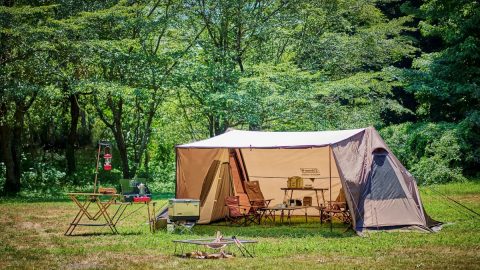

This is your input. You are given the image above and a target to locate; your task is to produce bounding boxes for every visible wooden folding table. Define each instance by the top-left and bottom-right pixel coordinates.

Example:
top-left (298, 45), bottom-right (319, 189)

top-left (280, 187), bottom-right (329, 223)
top-left (64, 192), bottom-right (154, 236)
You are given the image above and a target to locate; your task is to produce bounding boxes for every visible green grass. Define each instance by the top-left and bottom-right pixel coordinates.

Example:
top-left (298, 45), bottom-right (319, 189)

top-left (0, 181), bottom-right (479, 270)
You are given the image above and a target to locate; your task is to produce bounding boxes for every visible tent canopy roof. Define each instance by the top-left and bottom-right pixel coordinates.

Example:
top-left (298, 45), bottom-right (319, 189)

top-left (177, 128), bottom-right (366, 149)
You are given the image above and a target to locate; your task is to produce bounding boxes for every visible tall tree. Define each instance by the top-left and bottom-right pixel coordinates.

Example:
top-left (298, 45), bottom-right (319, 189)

top-left (181, 0), bottom-right (294, 136)
top-left (0, 3), bottom-right (57, 194)
top-left (69, 1), bottom-right (202, 178)
top-left (403, 0), bottom-right (480, 174)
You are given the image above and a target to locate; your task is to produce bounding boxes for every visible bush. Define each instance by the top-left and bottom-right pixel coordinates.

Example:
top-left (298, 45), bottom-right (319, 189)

top-left (21, 163), bottom-right (66, 195)
top-left (381, 122), bottom-right (467, 185)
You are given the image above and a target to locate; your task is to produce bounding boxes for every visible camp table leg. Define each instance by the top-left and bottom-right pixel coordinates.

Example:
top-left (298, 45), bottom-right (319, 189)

top-left (92, 196), bottom-right (117, 221)
top-left (314, 190), bottom-right (321, 223)
top-left (70, 194), bottom-right (95, 220)
top-left (94, 196), bottom-right (118, 234)
top-left (152, 203), bottom-right (156, 232)
top-left (151, 202), bottom-right (156, 233)
top-left (147, 201), bottom-right (151, 232)
top-left (316, 190), bottom-right (327, 223)
top-left (65, 194), bottom-right (97, 235)
top-left (147, 201), bottom-right (155, 233)
top-left (112, 203), bottom-right (129, 226)
top-left (65, 198), bottom-right (92, 236)
top-left (287, 209), bottom-right (292, 225)
top-left (314, 190), bottom-right (320, 208)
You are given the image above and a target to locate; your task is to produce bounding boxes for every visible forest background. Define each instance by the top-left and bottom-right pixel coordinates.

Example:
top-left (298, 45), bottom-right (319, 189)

top-left (1, 0), bottom-right (479, 197)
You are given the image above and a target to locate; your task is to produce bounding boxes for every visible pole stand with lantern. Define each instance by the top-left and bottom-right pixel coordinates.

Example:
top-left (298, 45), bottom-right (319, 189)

top-left (64, 140), bottom-right (157, 236)
top-left (93, 140), bottom-right (112, 194)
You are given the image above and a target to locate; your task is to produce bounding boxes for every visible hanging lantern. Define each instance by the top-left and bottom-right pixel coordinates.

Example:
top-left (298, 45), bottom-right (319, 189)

top-left (103, 146), bottom-right (112, 171)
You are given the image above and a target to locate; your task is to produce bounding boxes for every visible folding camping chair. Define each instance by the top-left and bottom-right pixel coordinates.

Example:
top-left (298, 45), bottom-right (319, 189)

top-left (119, 179), bottom-right (134, 194)
top-left (243, 181), bottom-right (273, 224)
top-left (320, 188), bottom-right (352, 225)
top-left (225, 196), bottom-right (258, 226)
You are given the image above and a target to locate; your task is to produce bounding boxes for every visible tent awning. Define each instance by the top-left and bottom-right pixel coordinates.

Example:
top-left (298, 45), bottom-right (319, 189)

top-left (176, 128), bottom-right (365, 149)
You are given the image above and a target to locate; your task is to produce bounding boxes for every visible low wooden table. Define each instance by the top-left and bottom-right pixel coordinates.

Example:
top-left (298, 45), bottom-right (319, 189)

top-left (280, 187), bottom-right (329, 223)
top-left (281, 187), bottom-right (328, 207)
top-left (65, 193), bottom-right (153, 236)
top-left (263, 205), bottom-right (310, 224)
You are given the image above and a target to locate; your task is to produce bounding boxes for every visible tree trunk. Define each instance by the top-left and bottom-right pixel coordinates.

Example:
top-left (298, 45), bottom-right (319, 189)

top-left (113, 128), bottom-right (129, 179)
top-left (144, 150), bottom-right (150, 176)
top-left (112, 100), bottom-right (130, 179)
top-left (11, 102), bottom-right (24, 183)
top-left (0, 125), bottom-right (19, 195)
top-left (208, 114), bottom-right (215, 137)
top-left (131, 101), bottom-right (156, 177)
top-left (66, 93), bottom-right (79, 177)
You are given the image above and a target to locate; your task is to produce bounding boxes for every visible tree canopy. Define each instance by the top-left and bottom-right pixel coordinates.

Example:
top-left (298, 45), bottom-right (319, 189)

top-left (0, 0), bottom-right (478, 195)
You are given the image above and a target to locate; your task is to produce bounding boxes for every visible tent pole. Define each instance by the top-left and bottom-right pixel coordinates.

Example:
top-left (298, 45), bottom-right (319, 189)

top-left (93, 142), bottom-right (101, 194)
top-left (329, 146), bottom-right (332, 232)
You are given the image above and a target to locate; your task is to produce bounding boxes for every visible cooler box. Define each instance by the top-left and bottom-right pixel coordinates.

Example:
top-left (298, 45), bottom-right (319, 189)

top-left (133, 196), bottom-right (151, 203)
top-left (168, 199), bottom-right (200, 222)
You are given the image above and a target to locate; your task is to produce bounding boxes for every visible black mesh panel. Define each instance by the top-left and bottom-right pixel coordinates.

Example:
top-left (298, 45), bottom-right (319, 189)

top-left (366, 154), bottom-right (407, 200)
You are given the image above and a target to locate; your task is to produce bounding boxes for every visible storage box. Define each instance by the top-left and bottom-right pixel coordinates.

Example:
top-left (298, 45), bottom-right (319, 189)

top-left (168, 199), bottom-right (200, 222)
top-left (155, 218), bottom-right (168, 230)
top-left (303, 196), bottom-right (312, 206)
top-left (287, 176), bottom-right (304, 188)
top-left (288, 199), bottom-right (302, 206)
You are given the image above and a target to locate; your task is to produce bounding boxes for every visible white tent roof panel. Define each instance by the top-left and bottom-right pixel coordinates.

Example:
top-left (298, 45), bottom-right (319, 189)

top-left (177, 128), bottom-right (365, 148)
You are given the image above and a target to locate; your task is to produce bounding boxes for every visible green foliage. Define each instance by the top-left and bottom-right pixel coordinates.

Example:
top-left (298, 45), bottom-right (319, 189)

top-left (228, 62), bottom-right (319, 131)
top-left (381, 122), bottom-right (467, 184)
top-left (295, 0), bottom-right (417, 77)
top-left (1, 0), bottom-right (479, 194)
top-left (398, 0), bottom-right (480, 176)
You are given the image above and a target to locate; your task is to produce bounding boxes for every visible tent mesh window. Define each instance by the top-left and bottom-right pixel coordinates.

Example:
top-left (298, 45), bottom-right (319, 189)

top-left (365, 151), bottom-right (407, 200)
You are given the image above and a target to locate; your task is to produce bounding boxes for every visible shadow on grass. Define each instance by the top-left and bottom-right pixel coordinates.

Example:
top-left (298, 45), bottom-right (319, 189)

top-left (190, 220), bottom-right (355, 239)
top-left (66, 231), bottom-right (143, 237)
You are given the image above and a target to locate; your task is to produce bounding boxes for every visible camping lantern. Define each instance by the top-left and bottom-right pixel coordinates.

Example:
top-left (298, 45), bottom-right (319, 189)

top-left (103, 154), bottom-right (112, 170)
top-left (103, 147), bottom-right (112, 171)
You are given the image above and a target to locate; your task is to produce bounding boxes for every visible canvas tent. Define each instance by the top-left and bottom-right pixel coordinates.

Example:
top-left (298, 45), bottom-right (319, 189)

top-left (175, 127), bottom-right (440, 232)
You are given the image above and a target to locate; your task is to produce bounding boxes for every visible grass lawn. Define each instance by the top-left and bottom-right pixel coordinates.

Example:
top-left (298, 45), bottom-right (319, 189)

top-left (1, 182), bottom-right (479, 270)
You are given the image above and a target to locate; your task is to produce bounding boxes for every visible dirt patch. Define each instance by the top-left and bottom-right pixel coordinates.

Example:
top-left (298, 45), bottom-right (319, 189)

top-left (18, 221), bottom-right (42, 230)
top-left (66, 261), bottom-right (107, 270)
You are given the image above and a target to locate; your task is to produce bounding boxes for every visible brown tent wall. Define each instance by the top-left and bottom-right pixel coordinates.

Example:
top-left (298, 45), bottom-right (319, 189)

top-left (240, 147), bottom-right (342, 216)
top-left (176, 146), bottom-right (344, 222)
top-left (331, 127), bottom-right (430, 231)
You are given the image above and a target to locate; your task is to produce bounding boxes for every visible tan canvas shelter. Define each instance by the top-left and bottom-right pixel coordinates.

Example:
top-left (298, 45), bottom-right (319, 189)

top-left (175, 127), bottom-right (440, 232)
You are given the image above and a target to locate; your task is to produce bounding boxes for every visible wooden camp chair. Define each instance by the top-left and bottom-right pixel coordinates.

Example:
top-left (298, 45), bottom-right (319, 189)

top-left (225, 196), bottom-right (257, 226)
top-left (320, 188), bottom-right (352, 225)
top-left (243, 181), bottom-right (273, 224)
